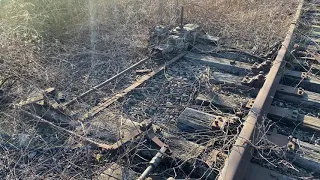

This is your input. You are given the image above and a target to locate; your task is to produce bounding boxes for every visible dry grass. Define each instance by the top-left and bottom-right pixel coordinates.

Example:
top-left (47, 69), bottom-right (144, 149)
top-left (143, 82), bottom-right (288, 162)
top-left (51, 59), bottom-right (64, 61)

top-left (0, 0), bottom-right (298, 92)
top-left (0, 0), bottom-right (299, 179)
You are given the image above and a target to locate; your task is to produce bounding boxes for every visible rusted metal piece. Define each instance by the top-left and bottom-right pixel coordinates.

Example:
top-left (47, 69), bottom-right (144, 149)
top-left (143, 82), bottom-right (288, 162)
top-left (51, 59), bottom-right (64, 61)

top-left (251, 60), bottom-right (272, 74)
top-left (241, 72), bottom-right (266, 88)
top-left (139, 120), bottom-right (153, 131)
top-left (137, 125), bottom-right (172, 180)
top-left (80, 53), bottom-right (187, 121)
top-left (137, 146), bottom-right (168, 180)
top-left (62, 56), bottom-right (150, 108)
top-left (137, 128), bottom-right (172, 179)
top-left (147, 130), bottom-right (166, 148)
top-left (146, 129), bottom-right (172, 155)
top-left (301, 72), bottom-right (310, 79)
top-left (211, 116), bottom-right (238, 131)
top-left (211, 116), bottom-right (226, 130)
top-left (18, 88), bottom-right (72, 125)
top-left (267, 132), bottom-right (298, 152)
top-left (246, 99), bottom-right (255, 108)
top-left (287, 135), bottom-right (299, 152)
top-left (218, 1), bottom-right (304, 179)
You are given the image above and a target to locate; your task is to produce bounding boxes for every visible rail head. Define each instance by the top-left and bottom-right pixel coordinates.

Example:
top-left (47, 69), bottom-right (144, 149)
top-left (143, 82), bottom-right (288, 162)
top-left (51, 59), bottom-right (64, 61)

top-left (217, 1), bottom-right (304, 180)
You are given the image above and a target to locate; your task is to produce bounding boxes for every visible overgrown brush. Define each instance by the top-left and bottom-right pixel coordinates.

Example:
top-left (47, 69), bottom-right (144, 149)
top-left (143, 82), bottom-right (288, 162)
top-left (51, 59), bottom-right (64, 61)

top-left (0, 0), bottom-right (298, 179)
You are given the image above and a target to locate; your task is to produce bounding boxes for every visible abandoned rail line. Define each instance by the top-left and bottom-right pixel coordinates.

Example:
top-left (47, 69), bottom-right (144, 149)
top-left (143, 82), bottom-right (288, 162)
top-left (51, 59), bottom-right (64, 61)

top-left (15, 0), bottom-right (320, 179)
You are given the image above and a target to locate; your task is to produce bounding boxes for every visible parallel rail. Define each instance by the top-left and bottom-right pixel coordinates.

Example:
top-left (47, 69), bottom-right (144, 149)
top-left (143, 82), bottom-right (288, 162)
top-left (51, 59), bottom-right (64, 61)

top-left (218, 1), bottom-right (305, 179)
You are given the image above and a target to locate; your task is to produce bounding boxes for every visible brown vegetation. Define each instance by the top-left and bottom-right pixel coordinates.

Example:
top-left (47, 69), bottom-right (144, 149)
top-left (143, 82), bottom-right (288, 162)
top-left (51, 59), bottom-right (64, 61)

top-left (0, 0), bottom-right (298, 179)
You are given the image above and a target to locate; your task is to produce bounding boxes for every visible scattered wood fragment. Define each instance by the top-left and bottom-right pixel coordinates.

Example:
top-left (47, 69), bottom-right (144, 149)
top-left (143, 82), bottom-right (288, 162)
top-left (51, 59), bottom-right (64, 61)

top-left (22, 110), bottom-right (117, 150)
top-left (16, 88), bottom-right (56, 107)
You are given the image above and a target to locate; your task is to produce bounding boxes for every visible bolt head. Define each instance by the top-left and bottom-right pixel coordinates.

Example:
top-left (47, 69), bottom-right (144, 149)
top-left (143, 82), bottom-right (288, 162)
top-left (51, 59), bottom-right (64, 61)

top-left (266, 60), bottom-right (271, 65)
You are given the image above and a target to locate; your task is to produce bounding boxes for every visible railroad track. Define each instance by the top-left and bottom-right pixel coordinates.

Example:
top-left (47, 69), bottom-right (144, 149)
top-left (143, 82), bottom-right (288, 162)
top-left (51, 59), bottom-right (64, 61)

top-left (19, 0), bottom-right (320, 179)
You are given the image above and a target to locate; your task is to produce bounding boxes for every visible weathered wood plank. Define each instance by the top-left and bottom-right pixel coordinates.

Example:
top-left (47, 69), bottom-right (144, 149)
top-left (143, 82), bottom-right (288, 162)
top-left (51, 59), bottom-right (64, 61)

top-left (267, 132), bottom-right (320, 174)
top-left (86, 114), bottom-right (142, 146)
top-left (209, 71), bottom-right (244, 84)
top-left (185, 53), bottom-right (319, 97)
top-left (134, 133), bottom-right (213, 179)
top-left (24, 103), bottom-right (71, 125)
top-left (208, 72), bottom-right (260, 94)
top-left (176, 108), bottom-right (297, 179)
top-left (282, 70), bottom-right (320, 93)
top-left (177, 107), bottom-right (240, 135)
top-left (22, 110), bottom-right (115, 150)
top-left (302, 114), bottom-right (320, 131)
top-left (275, 87), bottom-right (320, 108)
top-left (244, 163), bottom-right (294, 180)
top-left (266, 106), bottom-right (320, 131)
top-left (290, 58), bottom-right (320, 74)
top-left (206, 70), bottom-right (320, 108)
top-left (307, 31), bottom-right (320, 38)
top-left (186, 52), bottom-right (317, 78)
top-left (177, 108), bottom-right (216, 131)
top-left (195, 93), bottom-right (248, 112)
top-left (196, 93), bottom-right (320, 131)
top-left (311, 24), bottom-right (320, 31)
top-left (185, 53), bottom-right (251, 76)
top-left (164, 134), bottom-right (206, 161)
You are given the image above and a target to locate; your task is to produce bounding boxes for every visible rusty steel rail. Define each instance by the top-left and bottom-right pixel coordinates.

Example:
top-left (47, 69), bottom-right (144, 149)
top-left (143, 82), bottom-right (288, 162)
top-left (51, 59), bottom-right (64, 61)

top-left (217, 1), bottom-right (304, 180)
top-left (62, 56), bottom-right (150, 107)
top-left (80, 52), bottom-right (187, 121)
